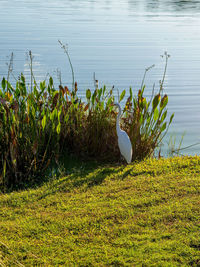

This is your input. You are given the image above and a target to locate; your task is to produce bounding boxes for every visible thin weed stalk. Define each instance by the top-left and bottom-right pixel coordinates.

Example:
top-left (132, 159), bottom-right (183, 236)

top-left (140, 64), bottom-right (155, 91)
top-left (29, 50), bottom-right (33, 93)
top-left (160, 51), bottom-right (170, 94)
top-left (58, 40), bottom-right (75, 90)
top-left (6, 52), bottom-right (14, 91)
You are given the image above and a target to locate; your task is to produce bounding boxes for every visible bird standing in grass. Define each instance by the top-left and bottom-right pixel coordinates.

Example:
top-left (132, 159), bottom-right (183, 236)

top-left (114, 103), bottom-right (132, 164)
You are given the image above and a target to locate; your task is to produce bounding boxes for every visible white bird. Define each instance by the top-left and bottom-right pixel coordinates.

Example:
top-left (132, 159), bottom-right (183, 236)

top-left (114, 103), bottom-right (132, 164)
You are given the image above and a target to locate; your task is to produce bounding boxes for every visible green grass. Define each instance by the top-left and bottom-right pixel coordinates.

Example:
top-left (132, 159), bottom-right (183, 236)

top-left (0, 156), bottom-right (200, 266)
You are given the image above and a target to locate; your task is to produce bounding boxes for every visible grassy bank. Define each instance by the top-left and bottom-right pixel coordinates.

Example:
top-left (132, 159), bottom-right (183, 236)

top-left (0, 156), bottom-right (200, 266)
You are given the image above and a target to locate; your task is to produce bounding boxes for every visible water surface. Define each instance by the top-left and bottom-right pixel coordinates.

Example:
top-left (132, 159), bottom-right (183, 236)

top-left (1, 0), bottom-right (200, 155)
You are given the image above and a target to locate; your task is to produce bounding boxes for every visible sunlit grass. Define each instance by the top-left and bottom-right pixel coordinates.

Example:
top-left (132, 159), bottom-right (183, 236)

top-left (0, 156), bottom-right (199, 266)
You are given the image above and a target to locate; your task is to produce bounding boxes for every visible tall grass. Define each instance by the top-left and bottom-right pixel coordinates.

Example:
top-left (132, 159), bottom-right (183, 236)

top-left (0, 52), bottom-right (174, 191)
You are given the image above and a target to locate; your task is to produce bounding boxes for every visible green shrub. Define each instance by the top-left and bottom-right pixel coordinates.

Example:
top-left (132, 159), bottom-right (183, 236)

top-left (121, 86), bottom-right (174, 160)
top-left (0, 54), bottom-right (174, 191)
top-left (0, 75), bottom-right (58, 190)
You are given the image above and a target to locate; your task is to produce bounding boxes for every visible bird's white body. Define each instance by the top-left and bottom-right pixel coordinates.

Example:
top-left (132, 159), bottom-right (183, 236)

top-left (114, 103), bottom-right (132, 164)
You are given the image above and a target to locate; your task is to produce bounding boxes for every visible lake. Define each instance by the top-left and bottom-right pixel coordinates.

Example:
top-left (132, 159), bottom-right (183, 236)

top-left (1, 0), bottom-right (200, 155)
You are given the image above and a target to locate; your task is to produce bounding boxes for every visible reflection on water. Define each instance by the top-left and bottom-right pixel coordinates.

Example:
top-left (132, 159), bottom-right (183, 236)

top-left (128, 0), bottom-right (200, 13)
top-left (170, 0), bottom-right (200, 12)
top-left (0, 0), bottom-right (200, 155)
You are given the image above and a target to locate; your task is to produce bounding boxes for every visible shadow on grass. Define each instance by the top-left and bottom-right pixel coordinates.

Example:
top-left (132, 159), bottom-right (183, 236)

top-left (3, 154), bottom-right (103, 193)
top-left (37, 155), bottom-right (124, 199)
top-left (4, 152), bottom-right (127, 196)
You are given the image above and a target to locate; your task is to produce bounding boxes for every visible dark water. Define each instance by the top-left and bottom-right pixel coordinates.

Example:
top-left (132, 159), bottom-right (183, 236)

top-left (1, 0), bottom-right (200, 155)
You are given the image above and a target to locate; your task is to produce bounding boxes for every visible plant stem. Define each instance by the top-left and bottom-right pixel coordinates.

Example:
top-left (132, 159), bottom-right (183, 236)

top-left (58, 40), bottom-right (75, 91)
top-left (6, 52), bottom-right (14, 91)
top-left (160, 52), bottom-right (170, 94)
top-left (140, 64), bottom-right (155, 91)
top-left (29, 51), bottom-right (33, 93)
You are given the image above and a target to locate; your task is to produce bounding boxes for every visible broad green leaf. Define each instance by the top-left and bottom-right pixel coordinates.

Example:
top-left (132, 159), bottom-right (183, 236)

top-left (50, 111), bottom-right (54, 121)
top-left (147, 115), bottom-right (151, 125)
top-left (21, 73), bottom-right (25, 84)
top-left (40, 81), bottom-right (46, 91)
top-left (91, 90), bottom-right (97, 105)
top-left (42, 114), bottom-right (46, 130)
top-left (98, 88), bottom-right (102, 100)
top-left (141, 85), bottom-right (145, 94)
top-left (129, 87), bottom-right (133, 100)
top-left (107, 97), bottom-right (112, 106)
top-left (152, 94), bottom-right (160, 110)
top-left (86, 89), bottom-right (91, 100)
top-left (103, 85), bottom-right (106, 96)
top-left (65, 114), bottom-right (69, 123)
top-left (49, 77), bottom-right (53, 88)
top-left (58, 109), bottom-right (62, 121)
top-left (33, 86), bottom-right (39, 99)
top-left (53, 108), bottom-right (58, 120)
top-left (32, 106), bottom-right (35, 117)
top-left (160, 122), bottom-right (167, 132)
top-left (160, 94), bottom-right (168, 109)
top-left (153, 107), bottom-right (159, 121)
top-left (1, 78), bottom-right (6, 91)
top-left (142, 97), bottom-right (147, 107)
top-left (139, 114), bottom-right (144, 124)
top-left (139, 97), bottom-right (146, 110)
top-left (160, 110), bottom-right (167, 123)
top-left (7, 81), bottom-right (13, 92)
top-left (133, 98), bottom-right (137, 110)
top-left (119, 90), bottom-right (126, 102)
top-left (56, 122), bottom-right (61, 134)
top-left (15, 88), bottom-right (20, 98)
top-left (169, 113), bottom-right (174, 124)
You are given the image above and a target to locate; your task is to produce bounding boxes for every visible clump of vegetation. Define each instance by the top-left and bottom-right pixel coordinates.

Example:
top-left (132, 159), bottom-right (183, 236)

top-left (0, 51), bottom-right (173, 191)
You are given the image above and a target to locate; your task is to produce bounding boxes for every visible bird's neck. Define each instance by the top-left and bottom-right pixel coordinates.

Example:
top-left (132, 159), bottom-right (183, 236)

top-left (116, 106), bottom-right (121, 136)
